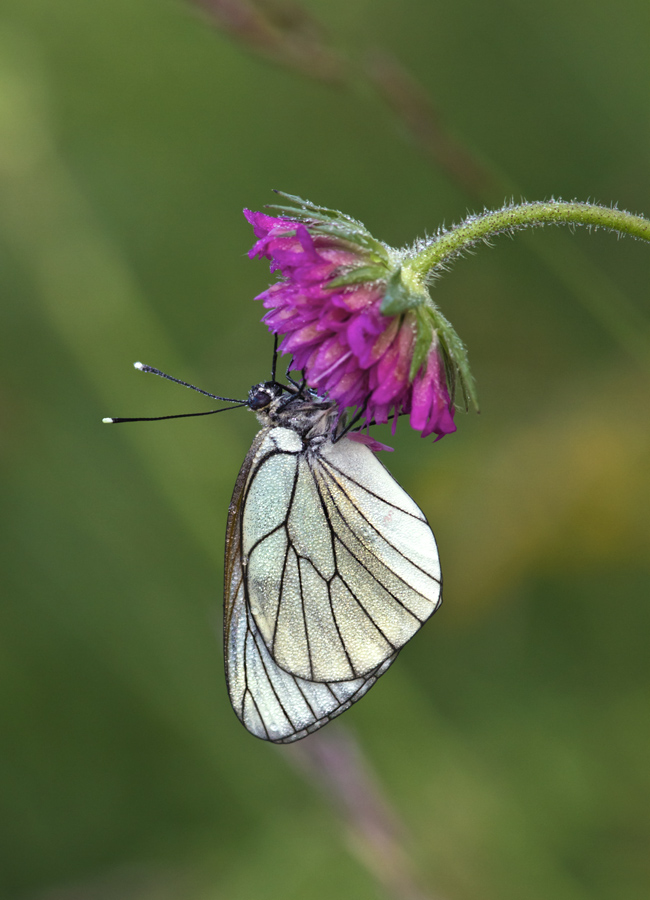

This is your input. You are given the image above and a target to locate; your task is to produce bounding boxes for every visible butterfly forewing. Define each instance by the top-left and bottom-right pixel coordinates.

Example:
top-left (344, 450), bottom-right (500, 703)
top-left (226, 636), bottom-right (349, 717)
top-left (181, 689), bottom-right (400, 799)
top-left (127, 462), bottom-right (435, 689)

top-left (224, 416), bottom-right (442, 743)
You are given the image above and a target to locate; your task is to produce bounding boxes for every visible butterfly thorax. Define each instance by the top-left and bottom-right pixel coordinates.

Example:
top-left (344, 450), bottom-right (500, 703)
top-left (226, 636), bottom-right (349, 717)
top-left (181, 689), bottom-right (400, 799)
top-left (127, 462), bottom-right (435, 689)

top-left (248, 382), bottom-right (338, 441)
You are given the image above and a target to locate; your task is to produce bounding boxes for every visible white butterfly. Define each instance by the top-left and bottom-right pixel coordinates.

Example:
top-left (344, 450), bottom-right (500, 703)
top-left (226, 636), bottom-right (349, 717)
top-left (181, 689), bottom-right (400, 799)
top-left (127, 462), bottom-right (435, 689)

top-left (224, 381), bottom-right (442, 743)
top-left (105, 363), bottom-right (442, 744)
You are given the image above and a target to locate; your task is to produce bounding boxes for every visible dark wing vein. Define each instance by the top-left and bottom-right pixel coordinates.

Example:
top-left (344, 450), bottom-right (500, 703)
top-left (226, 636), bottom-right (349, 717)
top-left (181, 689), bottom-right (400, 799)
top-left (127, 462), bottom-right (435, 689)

top-left (316, 472), bottom-right (428, 621)
top-left (321, 458), bottom-right (426, 520)
top-left (307, 463), bottom-right (357, 675)
top-left (270, 536), bottom-right (292, 652)
top-left (296, 553), bottom-right (314, 681)
top-left (248, 606), bottom-right (296, 730)
top-left (312, 474), bottom-right (402, 644)
top-left (318, 459), bottom-right (441, 584)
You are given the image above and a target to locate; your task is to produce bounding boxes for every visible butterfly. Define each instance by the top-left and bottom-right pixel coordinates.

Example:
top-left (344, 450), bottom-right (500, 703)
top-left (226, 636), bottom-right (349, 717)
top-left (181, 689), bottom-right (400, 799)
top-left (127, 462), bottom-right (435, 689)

top-left (224, 378), bottom-right (442, 742)
top-left (105, 358), bottom-right (442, 743)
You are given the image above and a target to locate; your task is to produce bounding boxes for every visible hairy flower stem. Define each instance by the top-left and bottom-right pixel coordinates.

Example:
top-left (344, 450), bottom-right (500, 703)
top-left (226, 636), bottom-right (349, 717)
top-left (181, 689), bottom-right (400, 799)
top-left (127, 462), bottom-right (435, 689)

top-left (404, 201), bottom-right (650, 281)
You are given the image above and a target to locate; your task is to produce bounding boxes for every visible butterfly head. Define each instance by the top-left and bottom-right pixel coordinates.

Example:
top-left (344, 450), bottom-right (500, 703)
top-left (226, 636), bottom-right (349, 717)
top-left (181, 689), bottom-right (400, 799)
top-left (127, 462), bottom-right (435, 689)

top-left (247, 381), bottom-right (283, 412)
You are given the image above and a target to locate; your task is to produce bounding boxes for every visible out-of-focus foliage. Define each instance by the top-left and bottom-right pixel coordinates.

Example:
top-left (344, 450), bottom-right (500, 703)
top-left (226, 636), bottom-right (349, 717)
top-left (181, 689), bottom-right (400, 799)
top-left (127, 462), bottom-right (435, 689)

top-left (0, 1), bottom-right (648, 899)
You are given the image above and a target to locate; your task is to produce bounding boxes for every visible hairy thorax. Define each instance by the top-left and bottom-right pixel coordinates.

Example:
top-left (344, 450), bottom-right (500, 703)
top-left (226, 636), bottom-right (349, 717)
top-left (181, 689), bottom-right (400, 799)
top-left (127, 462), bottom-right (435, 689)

top-left (248, 382), bottom-right (339, 442)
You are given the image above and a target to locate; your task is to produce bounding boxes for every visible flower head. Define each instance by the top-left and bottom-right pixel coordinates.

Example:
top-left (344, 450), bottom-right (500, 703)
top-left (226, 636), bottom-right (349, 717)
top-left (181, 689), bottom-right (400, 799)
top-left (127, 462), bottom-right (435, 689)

top-left (245, 194), bottom-right (471, 439)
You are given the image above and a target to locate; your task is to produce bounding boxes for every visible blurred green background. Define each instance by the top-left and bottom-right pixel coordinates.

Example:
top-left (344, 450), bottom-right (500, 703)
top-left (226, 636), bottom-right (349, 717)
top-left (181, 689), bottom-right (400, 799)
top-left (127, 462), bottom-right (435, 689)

top-left (0, 1), bottom-right (649, 898)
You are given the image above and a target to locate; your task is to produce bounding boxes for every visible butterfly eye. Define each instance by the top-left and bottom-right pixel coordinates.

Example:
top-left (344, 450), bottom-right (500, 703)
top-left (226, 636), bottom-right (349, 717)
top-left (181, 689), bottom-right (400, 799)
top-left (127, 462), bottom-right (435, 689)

top-left (248, 388), bottom-right (274, 410)
top-left (248, 381), bottom-right (284, 411)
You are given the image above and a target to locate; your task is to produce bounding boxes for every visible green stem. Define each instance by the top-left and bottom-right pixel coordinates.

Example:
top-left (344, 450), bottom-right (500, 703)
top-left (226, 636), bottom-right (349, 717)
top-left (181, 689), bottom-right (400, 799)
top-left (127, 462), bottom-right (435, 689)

top-left (404, 201), bottom-right (650, 279)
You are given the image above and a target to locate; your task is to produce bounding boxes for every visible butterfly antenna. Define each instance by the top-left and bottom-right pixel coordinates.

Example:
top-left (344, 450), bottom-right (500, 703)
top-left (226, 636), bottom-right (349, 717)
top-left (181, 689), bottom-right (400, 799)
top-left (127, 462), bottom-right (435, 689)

top-left (103, 404), bottom-right (248, 425)
top-left (102, 362), bottom-right (248, 424)
top-left (132, 362), bottom-right (246, 403)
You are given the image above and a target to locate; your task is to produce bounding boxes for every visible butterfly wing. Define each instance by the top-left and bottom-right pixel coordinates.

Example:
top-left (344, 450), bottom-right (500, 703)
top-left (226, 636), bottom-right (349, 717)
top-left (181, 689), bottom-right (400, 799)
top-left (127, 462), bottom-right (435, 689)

top-left (244, 432), bottom-right (441, 682)
top-left (224, 428), bottom-right (398, 743)
top-left (225, 428), bottom-right (440, 743)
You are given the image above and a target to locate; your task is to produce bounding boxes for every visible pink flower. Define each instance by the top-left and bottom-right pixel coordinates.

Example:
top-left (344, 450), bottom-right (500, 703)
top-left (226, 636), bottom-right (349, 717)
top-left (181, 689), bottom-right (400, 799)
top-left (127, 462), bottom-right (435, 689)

top-left (245, 205), bottom-right (457, 439)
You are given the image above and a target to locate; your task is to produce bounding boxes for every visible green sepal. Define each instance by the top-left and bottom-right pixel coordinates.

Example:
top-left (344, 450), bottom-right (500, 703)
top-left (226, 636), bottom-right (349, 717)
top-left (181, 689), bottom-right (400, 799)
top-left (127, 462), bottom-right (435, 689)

top-left (267, 192), bottom-right (391, 261)
top-left (327, 265), bottom-right (389, 289)
top-left (432, 308), bottom-right (479, 412)
top-left (409, 307), bottom-right (435, 380)
top-left (401, 292), bottom-right (479, 411)
top-left (268, 191), bottom-right (367, 230)
top-left (311, 224), bottom-right (389, 260)
top-left (381, 267), bottom-right (429, 315)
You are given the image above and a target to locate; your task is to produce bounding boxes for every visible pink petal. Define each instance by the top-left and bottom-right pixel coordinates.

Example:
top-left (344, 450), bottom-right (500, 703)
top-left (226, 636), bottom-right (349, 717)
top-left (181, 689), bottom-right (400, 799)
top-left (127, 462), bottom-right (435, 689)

top-left (345, 433), bottom-right (394, 452)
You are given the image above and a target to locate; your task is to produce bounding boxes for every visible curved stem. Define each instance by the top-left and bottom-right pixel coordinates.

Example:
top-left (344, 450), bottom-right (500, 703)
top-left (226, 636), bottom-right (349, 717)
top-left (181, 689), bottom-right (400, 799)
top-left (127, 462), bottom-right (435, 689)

top-left (405, 201), bottom-right (650, 279)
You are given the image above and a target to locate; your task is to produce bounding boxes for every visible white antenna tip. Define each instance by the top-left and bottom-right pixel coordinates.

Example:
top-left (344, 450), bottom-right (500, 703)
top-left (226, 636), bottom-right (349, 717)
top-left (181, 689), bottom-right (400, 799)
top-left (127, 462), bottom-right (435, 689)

top-left (102, 417), bottom-right (115, 424)
top-left (133, 361), bottom-right (144, 370)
